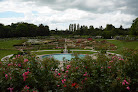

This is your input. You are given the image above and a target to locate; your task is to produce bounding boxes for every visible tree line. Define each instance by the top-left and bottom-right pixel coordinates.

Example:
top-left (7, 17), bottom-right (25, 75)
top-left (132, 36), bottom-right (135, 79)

top-left (0, 22), bottom-right (50, 38)
top-left (52, 17), bottom-right (138, 38)
top-left (0, 18), bottom-right (137, 38)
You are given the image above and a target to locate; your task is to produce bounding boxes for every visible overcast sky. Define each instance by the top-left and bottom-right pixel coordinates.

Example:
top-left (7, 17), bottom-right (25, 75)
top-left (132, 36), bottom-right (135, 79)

top-left (0, 0), bottom-right (137, 30)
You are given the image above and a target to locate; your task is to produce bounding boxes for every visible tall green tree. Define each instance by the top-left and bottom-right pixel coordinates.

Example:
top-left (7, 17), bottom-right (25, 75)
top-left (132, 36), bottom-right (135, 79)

top-left (15, 23), bottom-right (29, 37)
top-left (130, 17), bottom-right (138, 36)
top-left (74, 24), bottom-right (76, 32)
top-left (37, 24), bottom-right (50, 36)
top-left (0, 23), bottom-right (5, 38)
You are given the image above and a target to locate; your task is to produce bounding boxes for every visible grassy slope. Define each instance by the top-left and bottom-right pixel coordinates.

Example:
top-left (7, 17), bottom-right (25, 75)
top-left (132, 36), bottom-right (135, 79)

top-left (0, 39), bottom-right (25, 59)
top-left (0, 39), bottom-right (24, 49)
top-left (0, 50), bottom-right (19, 59)
top-left (106, 40), bottom-right (138, 54)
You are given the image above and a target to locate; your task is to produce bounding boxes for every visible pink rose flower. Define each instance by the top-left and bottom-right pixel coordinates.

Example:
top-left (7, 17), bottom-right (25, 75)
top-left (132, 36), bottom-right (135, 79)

top-left (119, 58), bottom-right (122, 60)
top-left (108, 66), bottom-right (111, 69)
top-left (109, 61), bottom-right (113, 63)
top-left (58, 73), bottom-right (61, 76)
top-left (126, 82), bottom-right (129, 85)
top-left (7, 87), bottom-right (14, 92)
top-left (65, 70), bottom-right (68, 73)
top-left (5, 74), bottom-right (8, 79)
top-left (83, 74), bottom-right (87, 76)
top-left (24, 85), bottom-right (29, 89)
top-left (63, 79), bottom-right (66, 81)
top-left (24, 59), bottom-right (28, 62)
top-left (22, 71), bottom-right (30, 81)
top-left (66, 65), bottom-right (71, 69)
top-left (124, 80), bottom-right (127, 82)
top-left (18, 64), bottom-right (21, 67)
top-left (126, 86), bottom-right (130, 90)
top-left (61, 80), bottom-right (65, 84)
top-left (85, 78), bottom-right (87, 80)
top-left (122, 82), bottom-right (125, 85)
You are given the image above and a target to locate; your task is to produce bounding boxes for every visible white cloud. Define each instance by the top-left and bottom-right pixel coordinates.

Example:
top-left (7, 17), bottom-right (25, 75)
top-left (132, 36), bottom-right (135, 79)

top-left (0, 0), bottom-right (137, 30)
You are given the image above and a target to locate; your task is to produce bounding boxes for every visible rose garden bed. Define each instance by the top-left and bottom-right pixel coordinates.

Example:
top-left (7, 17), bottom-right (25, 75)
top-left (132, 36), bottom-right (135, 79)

top-left (0, 48), bottom-right (137, 92)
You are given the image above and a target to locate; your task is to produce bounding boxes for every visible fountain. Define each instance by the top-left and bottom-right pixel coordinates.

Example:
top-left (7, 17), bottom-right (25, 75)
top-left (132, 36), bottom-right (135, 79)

top-left (63, 44), bottom-right (68, 53)
top-left (63, 39), bottom-right (68, 53)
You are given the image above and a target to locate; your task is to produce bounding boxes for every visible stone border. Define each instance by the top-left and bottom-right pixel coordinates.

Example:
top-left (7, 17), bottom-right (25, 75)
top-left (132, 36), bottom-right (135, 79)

top-left (1, 54), bottom-right (14, 61)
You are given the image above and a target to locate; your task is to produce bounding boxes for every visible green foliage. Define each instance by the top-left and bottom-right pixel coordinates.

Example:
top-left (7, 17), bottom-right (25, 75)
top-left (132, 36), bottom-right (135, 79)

top-left (100, 49), bottom-right (107, 54)
top-left (61, 49), bottom-right (63, 53)
top-left (0, 22), bottom-right (50, 38)
top-left (122, 49), bottom-right (138, 91)
top-left (130, 17), bottom-right (138, 36)
top-left (68, 49), bottom-right (71, 53)
top-left (0, 52), bottom-right (137, 91)
top-left (92, 40), bottom-right (117, 50)
top-left (0, 53), bottom-right (59, 91)
top-left (0, 39), bottom-right (26, 59)
top-left (106, 40), bottom-right (138, 54)
top-left (0, 39), bottom-right (26, 49)
top-left (0, 50), bottom-right (18, 60)
top-left (56, 54), bottom-right (134, 92)
top-left (36, 51), bottom-right (61, 55)
top-left (0, 21), bottom-right (134, 38)
top-left (73, 51), bottom-right (96, 54)
top-left (102, 31), bottom-right (111, 39)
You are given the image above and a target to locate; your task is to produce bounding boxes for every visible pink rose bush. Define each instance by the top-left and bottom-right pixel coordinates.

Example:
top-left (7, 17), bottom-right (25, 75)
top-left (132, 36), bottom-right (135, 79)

top-left (0, 49), bottom-right (137, 91)
top-left (0, 53), bottom-right (59, 91)
top-left (54, 53), bottom-right (137, 92)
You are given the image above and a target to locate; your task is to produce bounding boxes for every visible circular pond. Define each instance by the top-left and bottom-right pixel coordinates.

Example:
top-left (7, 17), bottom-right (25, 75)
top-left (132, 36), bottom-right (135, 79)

top-left (42, 54), bottom-right (86, 61)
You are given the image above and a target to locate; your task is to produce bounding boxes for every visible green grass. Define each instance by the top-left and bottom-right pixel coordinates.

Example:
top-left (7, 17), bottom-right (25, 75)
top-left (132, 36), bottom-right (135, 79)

top-left (29, 49), bottom-right (63, 51)
top-left (0, 39), bottom-right (26, 60)
top-left (0, 38), bottom-right (137, 59)
top-left (72, 51), bottom-right (96, 54)
top-left (36, 51), bottom-right (96, 55)
top-left (95, 39), bottom-right (105, 41)
top-left (36, 51), bottom-right (61, 55)
top-left (0, 50), bottom-right (19, 60)
top-left (70, 48), bottom-right (91, 50)
top-left (106, 40), bottom-right (138, 54)
top-left (0, 39), bottom-right (26, 49)
top-left (95, 39), bottom-right (138, 54)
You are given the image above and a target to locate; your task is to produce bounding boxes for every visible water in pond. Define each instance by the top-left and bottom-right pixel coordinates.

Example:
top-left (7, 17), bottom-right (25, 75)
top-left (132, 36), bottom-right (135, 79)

top-left (42, 54), bottom-right (85, 61)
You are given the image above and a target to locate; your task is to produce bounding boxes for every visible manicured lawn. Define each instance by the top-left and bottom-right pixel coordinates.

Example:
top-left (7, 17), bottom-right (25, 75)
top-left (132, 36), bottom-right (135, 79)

top-left (95, 39), bottom-right (138, 54)
top-left (106, 40), bottom-right (138, 54)
top-left (72, 51), bottom-right (96, 54)
top-left (36, 51), bottom-right (61, 55)
top-left (0, 50), bottom-right (18, 60)
top-left (0, 39), bottom-right (26, 49)
top-left (70, 48), bottom-right (91, 50)
top-left (1, 38), bottom-right (137, 59)
top-left (0, 39), bottom-right (26, 60)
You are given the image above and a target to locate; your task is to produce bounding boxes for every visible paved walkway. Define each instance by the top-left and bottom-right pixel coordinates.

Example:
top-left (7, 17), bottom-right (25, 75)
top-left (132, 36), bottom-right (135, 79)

top-left (1, 49), bottom-right (122, 61)
top-left (32, 49), bottom-right (98, 52)
top-left (1, 54), bottom-right (14, 61)
top-left (32, 50), bottom-right (61, 52)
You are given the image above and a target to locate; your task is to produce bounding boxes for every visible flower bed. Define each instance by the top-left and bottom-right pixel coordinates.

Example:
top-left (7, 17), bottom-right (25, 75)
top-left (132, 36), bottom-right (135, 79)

top-left (0, 49), bottom-right (137, 92)
top-left (55, 54), bottom-right (132, 92)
